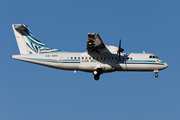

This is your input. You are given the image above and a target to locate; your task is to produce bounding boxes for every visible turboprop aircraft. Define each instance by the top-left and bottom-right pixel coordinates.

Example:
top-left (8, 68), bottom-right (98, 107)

top-left (11, 24), bottom-right (168, 80)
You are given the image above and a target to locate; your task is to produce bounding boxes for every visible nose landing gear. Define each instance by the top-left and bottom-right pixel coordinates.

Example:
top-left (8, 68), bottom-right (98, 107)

top-left (93, 68), bottom-right (103, 80)
top-left (155, 73), bottom-right (158, 78)
top-left (154, 70), bottom-right (158, 78)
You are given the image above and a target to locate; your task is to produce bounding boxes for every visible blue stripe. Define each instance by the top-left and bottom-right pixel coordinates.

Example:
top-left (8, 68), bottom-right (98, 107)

top-left (21, 57), bottom-right (58, 62)
top-left (160, 61), bottom-right (164, 63)
top-left (21, 58), bottom-right (80, 62)
top-left (21, 57), bottom-right (162, 64)
top-left (41, 50), bottom-right (68, 53)
top-left (116, 60), bottom-right (157, 63)
top-left (63, 59), bottom-right (80, 62)
top-left (127, 60), bottom-right (156, 63)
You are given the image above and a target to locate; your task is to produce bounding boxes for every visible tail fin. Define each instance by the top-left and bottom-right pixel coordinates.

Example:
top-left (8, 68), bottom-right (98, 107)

top-left (12, 24), bottom-right (61, 55)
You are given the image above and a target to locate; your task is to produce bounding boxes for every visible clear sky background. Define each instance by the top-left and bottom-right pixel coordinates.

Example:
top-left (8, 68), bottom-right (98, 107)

top-left (0, 0), bottom-right (180, 120)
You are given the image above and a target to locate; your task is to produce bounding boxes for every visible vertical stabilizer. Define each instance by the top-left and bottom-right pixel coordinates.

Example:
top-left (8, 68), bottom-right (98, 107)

top-left (12, 24), bottom-right (61, 55)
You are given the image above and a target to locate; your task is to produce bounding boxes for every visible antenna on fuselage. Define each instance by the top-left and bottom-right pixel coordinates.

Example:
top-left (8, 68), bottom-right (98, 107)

top-left (117, 39), bottom-right (124, 60)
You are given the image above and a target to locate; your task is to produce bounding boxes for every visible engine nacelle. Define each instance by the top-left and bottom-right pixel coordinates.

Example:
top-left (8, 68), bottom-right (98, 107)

top-left (105, 45), bottom-right (118, 54)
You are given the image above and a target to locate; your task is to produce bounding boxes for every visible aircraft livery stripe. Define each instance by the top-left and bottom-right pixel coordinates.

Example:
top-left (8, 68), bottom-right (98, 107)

top-left (62, 59), bottom-right (81, 62)
top-left (20, 57), bottom-right (58, 62)
top-left (20, 57), bottom-right (80, 63)
top-left (20, 57), bottom-right (163, 64)
top-left (61, 59), bottom-right (81, 63)
top-left (117, 60), bottom-right (164, 65)
top-left (127, 60), bottom-right (156, 63)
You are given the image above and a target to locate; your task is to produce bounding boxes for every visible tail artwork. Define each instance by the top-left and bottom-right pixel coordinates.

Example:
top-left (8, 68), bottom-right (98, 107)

top-left (12, 24), bottom-right (61, 55)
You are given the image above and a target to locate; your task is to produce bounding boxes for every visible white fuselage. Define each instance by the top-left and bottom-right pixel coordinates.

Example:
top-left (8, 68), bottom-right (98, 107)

top-left (12, 52), bottom-right (168, 73)
top-left (11, 24), bottom-right (168, 80)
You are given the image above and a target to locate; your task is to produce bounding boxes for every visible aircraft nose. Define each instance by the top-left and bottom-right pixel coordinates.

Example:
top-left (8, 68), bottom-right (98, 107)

top-left (164, 62), bottom-right (168, 69)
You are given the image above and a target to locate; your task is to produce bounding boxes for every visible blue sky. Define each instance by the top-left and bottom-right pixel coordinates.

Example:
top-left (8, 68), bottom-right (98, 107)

top-left (1, 0), bottom-right (180, 120)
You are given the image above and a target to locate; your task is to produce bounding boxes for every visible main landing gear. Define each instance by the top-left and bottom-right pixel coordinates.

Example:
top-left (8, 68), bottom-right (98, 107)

top-left (93, 68), bottom-right (103, 80)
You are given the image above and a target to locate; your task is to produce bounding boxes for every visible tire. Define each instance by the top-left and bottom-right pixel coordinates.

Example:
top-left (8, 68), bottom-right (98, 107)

top-left (155, 74), bottom-right (158, 78)
top-left (93, 71), bottom-right (98, 75)
top-left (94, 75), bottom-right (100, 80)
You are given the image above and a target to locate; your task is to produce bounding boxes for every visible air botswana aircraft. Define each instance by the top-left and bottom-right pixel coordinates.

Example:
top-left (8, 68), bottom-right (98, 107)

top-left (12, 24), bottom-right (168, 80)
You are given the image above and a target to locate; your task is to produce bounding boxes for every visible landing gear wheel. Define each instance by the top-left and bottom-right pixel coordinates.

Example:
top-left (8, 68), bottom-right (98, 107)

top-left (93, 71), bottom-right (98, 75)
top-left (93, 68), bottom-right (103, 80)
top-left (94, 75), bottom-right (100, 80)
top-left (155, 74), bottom-right (158, 78)
top-left (154, 70), bottom-right (159, 78)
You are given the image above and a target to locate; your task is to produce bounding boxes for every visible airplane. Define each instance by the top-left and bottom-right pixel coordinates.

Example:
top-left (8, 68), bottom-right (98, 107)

top-left (11, 24), bottom-right (168, 80)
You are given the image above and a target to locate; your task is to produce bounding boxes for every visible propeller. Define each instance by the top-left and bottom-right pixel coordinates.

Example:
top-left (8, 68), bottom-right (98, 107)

top-left (118, 39), bottom-right (124, 61)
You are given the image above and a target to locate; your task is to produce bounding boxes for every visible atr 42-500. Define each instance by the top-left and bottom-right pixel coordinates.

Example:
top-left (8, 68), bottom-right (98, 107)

top-left (12, 24), bottom-right (168, 80)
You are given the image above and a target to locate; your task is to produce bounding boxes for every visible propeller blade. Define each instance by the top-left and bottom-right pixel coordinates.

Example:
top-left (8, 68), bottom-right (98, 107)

top-left (119, 39), bottom-right (121, 50)
top-left (118, 39), bottom-right (121, 60)
top-left (118, 38), bottom-right (124, 61)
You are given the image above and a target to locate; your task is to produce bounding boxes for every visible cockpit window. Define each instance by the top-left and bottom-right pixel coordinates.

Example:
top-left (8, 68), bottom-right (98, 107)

top-left (149, 55), bottom-right (159, 59)
top-left (155, 56), bottom-right (159, 59)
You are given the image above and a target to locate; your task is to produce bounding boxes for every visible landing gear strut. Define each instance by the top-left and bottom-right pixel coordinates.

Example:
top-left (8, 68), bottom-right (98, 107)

top-left (154, 70), bottom-right (158, 78)
top-left (93, 68), bottom-right (103, 81)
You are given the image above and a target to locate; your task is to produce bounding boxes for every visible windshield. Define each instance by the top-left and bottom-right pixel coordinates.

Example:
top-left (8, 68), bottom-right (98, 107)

top-left (149, 55), bottom-right (159, 59)
top-left (155, 56), bottom-right (159, 59)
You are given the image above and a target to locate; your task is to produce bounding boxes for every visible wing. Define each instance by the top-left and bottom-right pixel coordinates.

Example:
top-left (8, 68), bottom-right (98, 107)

top-left (87, 33), bottom-right (108, 54)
